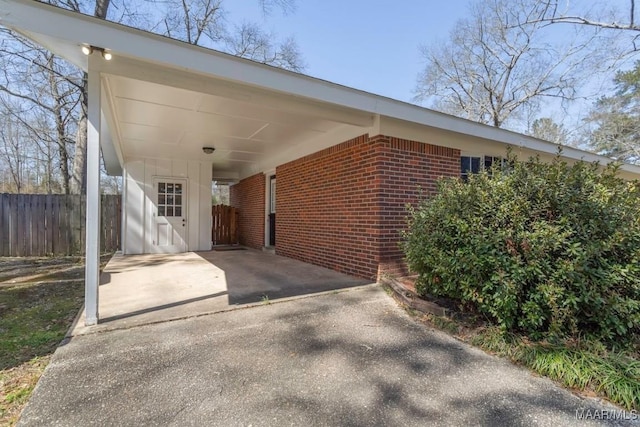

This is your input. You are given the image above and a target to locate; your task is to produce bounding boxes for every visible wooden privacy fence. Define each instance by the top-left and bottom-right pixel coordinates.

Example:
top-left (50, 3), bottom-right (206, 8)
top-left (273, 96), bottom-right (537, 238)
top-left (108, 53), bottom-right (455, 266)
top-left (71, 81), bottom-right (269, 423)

top-left (212, 204), bottom-right (239, 245)
top-left (0, 194), bottom-right (121, 256)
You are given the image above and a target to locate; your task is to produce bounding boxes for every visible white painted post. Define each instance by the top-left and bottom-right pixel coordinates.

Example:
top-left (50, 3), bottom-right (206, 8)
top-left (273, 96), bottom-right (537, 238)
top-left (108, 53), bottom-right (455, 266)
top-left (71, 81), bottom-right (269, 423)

top-left (85, 63), bottom-right (101, 326)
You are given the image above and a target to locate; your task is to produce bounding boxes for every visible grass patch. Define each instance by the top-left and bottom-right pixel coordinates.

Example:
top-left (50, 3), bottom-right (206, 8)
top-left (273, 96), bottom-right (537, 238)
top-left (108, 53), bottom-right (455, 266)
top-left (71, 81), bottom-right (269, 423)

top-left (0, 280), bottom-right (84, 426)
top-left (419, 314), bottom-right (640, 411)
top-left (0, 281), bottom-right (84, 370)
top-left (0, 356), bottom-right (51, 426)
top-left (471, 327), bottom-right (640, 411)
top-left (0, 255), bottom-right (111, 427)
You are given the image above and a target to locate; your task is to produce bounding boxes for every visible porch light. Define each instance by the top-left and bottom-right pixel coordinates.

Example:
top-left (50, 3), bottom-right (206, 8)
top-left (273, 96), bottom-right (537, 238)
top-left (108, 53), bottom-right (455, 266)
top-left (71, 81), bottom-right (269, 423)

top-left (202, 147), bottom-right (215, 154)
top-left (81, 45), bottom-right (112, 60)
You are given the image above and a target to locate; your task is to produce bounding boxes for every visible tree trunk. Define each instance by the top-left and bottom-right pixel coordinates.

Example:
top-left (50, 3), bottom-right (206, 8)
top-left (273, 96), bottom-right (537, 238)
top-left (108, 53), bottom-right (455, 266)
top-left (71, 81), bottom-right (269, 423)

top-left (70, 74), bottom-right (88, 195)
top-left (47, 54), bottom-right (71, 194)
top-left (70, 72), bottom-right (88, 194)
top-left (95, 0), bottom-right (111, 19)
top-left (69, 0), bottom-right (111, 195)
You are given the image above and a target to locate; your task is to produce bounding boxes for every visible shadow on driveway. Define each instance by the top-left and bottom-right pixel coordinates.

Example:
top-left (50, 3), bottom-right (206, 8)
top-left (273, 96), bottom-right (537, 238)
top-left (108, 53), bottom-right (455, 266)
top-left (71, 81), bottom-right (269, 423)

top-left (19, 286), bottom-right (633, 426)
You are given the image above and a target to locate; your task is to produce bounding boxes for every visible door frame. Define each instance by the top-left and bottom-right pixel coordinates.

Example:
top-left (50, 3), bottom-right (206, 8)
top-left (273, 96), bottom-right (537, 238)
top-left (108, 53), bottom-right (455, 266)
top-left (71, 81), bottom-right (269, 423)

top-left (148, 176), bottom-right (189, 253)
top-left (264, 169), bottom-right (275, 247)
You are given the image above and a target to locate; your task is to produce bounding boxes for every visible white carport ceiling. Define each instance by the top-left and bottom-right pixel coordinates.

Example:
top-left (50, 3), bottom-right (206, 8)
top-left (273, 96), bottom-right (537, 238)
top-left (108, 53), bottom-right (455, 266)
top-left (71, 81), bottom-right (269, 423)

top-left (105, 75), bottom-right (344, 177)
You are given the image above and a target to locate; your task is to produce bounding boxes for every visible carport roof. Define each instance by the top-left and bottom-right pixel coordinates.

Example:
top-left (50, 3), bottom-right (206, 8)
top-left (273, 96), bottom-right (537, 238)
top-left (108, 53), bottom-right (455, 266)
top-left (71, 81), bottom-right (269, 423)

top-left (2, 0), bottom-right (640, 180)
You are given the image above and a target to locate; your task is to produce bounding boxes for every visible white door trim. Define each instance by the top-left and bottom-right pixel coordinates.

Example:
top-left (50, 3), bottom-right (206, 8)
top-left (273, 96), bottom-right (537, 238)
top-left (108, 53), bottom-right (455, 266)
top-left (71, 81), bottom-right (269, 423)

top-left (264, 169), bottom-right (275, 247)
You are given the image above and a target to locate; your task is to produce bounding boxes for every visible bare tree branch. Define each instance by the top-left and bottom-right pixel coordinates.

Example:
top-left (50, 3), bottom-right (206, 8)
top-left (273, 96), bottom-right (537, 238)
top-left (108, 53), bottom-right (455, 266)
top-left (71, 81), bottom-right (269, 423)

top-left (415, 0), bottom-right (606, 129)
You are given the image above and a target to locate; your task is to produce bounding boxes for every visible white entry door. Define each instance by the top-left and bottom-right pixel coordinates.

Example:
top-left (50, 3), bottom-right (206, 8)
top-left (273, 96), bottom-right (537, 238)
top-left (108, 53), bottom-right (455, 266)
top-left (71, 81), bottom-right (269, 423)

top-left (153, 178), bottom-right (187, 253)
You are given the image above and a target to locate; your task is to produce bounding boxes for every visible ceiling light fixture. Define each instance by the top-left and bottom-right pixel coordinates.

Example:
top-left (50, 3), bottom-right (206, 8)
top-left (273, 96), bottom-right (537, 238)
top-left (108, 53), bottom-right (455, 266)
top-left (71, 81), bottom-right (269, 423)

top-left (202, 147), bottom-right (215, 154)
top-left (80, 45), bottom-right (112, 60)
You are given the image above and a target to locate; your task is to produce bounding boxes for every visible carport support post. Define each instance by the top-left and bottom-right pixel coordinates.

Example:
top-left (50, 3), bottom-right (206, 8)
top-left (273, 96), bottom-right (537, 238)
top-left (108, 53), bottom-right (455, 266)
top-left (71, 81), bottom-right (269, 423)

top-left (84, 66), bottom-right (101, 326)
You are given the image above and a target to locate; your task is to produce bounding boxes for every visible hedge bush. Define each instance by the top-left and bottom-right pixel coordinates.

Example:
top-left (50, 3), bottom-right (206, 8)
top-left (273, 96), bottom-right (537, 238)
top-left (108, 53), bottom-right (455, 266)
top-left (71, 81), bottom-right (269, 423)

top-left (403, 153), bottom-right (640, 347)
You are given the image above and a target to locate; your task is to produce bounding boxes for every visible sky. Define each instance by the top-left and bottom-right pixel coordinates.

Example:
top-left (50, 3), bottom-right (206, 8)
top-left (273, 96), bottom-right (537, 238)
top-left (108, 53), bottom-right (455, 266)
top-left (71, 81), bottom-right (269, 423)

top-left (222, 0), bottom-right (639, 136)
top-left (224, 1), bottom-right (469, 103)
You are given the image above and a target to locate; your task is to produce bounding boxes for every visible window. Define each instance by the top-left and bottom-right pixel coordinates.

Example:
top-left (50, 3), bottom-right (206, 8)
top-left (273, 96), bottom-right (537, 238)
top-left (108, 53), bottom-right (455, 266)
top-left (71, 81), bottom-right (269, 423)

top-left (460, 156), bottom-right (481, 181)
top-left (484, 156), bottom-right (501, 170)
top-left (461, 155), bottom-right (505, 180)
top-left (157, 182), bottom-right (183, 217)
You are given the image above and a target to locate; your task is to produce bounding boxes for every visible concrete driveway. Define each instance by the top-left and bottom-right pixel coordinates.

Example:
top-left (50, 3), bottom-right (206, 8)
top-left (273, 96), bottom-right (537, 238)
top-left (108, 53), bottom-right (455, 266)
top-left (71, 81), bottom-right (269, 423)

top-left (19, 285), bottom-right (631, 426)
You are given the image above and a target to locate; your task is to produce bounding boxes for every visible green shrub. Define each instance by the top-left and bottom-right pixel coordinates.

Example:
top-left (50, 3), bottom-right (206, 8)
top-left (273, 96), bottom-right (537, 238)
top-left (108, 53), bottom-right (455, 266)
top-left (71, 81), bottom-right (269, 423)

top-left (403, 153), bottom-right (640, 347)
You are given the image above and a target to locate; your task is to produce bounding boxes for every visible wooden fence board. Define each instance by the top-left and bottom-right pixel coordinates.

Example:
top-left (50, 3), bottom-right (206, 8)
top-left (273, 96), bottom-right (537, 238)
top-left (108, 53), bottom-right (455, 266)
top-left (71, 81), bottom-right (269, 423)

top-left (0, 194), bottom-right (9, 256)
top-left (24, 195), bottom-right (32, 256)
top-left (53, 196), bottom-right (61, 255)
top-left (35, 195), bottom-right (43, 255)
top-left (211, 204), bottom-right (239, 246)
top-left (0, 193), bottom-right (122, 256)
top-left (31, 195), bottom-right (38, 255)
top-left (10, 195), bottom-right (18, 256)
top-left (44, 194), bottom-right (53, 255)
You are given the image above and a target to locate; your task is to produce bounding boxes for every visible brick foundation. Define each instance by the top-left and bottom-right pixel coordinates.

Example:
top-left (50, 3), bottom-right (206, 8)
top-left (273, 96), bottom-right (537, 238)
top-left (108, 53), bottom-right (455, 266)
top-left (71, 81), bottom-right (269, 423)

top-left (230, 173), bottom-right (265, 249)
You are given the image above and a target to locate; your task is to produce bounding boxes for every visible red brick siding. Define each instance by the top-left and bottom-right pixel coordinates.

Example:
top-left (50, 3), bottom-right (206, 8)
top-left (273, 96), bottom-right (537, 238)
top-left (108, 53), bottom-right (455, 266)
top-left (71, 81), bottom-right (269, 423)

top-left (230, 173), bottom-right (265, 249)
top-left (277, 135), bottom-right (383, 279)
top-left (276, 134), bottom-right (460, 280)
top-left (374, 135), bottom-right (460, 277)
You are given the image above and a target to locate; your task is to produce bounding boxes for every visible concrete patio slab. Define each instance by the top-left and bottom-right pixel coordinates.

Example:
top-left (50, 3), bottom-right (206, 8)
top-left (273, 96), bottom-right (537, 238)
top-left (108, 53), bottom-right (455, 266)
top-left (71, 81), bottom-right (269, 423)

top-left (20, 286), bottom-right (633, 427)
top-left (71, 249), bottom-right (370, 335)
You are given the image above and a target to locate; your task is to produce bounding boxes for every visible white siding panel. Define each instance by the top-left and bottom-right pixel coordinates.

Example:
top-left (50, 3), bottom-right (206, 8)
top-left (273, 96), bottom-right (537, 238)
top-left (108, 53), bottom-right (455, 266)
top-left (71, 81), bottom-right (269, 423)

top-left (143, 158), bottom-right (157, 253)
top-left (123, 159), bottom-right (145, 254)
top-left (186, 160), bottom-right (213, 251)
top-left (187, 161), bottom-right (200, 251)
top-left (199, 162), bottom-right (212, 250)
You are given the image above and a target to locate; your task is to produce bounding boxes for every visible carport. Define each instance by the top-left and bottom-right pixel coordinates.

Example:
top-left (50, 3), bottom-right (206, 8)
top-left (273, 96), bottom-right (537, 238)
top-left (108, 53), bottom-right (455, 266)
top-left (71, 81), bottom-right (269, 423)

top-left (71, 248), bottom-right (370, 335)
top-left (0, 0), bottom-right (378, 326)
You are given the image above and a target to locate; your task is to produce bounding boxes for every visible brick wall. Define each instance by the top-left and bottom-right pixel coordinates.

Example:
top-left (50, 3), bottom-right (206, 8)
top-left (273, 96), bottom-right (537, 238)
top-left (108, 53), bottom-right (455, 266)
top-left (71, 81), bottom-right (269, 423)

top-left (375, 135), bottom-right (460, 277)
top-left (230, 173), bottom-right (265, 249)
top-left (276, 135), bottom-right (383, 279)
top-left (276, 134), bottom-right (460, 280)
